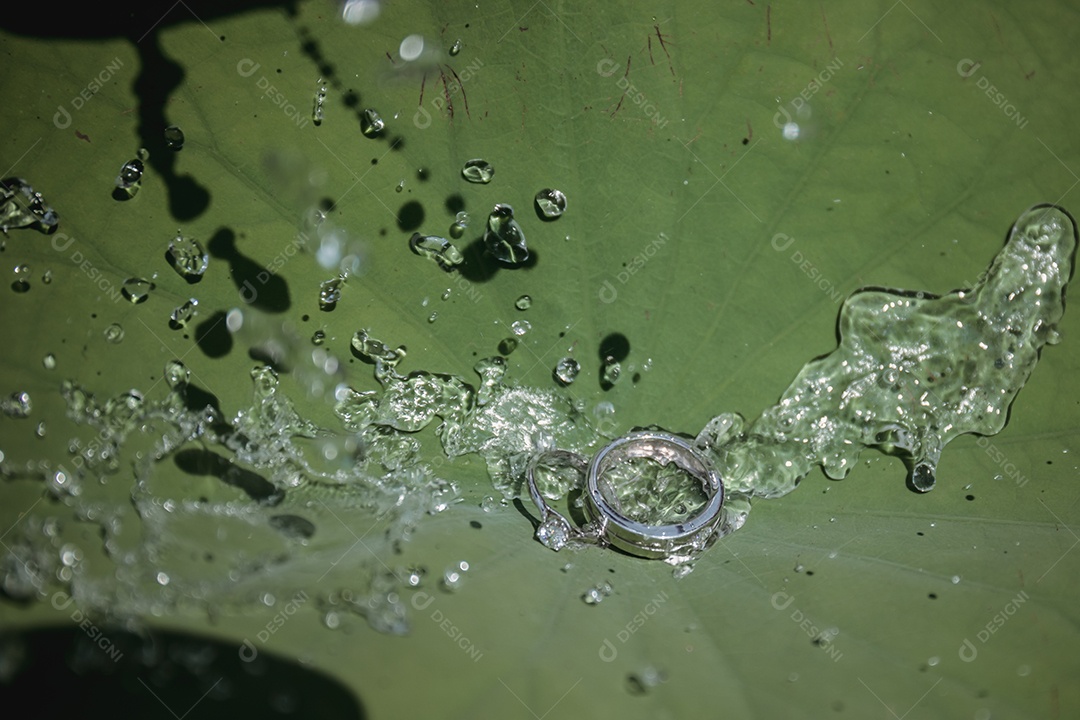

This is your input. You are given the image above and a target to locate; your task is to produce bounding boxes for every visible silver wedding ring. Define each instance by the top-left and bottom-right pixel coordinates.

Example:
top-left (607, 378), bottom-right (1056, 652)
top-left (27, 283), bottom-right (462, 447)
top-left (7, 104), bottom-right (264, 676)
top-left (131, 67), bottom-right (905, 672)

top-left (526, 430), bottom-right (726, 560)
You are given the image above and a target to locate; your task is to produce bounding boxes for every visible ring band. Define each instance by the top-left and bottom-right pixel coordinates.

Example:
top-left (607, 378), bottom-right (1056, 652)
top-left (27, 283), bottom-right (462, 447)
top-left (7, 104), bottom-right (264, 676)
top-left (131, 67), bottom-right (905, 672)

top-left (526, 431), bottom-right (726, 560)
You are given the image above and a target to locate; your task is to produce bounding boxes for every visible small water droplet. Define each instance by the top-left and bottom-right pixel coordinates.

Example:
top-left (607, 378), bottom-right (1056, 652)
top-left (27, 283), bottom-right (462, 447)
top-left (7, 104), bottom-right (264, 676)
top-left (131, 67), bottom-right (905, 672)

top-left (104, 323), bottom-right (125, 344)
top-left (121, 277), bottom-right (155, 304)
top-left (498, 337), bottom-right (518, 355)
top-left (324, 611), bottom-right (340, 629)
top-left (11, 264), bottom-right (30, 293)
top-left (167, 229), bottom-right (209, 281)
top-left (312, 329), bottom-right (326, 345)
top-left (515, 294), bottom-right (532, 310)
top-left (601, 356), bottom-right (621, 388)
top-left (115, 155), bottom-right (145, 197)
top-left (427, 312), bottom-right (438, 323)
top-left (951, 575), bottom-right (961, 584)
top-left (441, 561), bottom-right (468, 591)
top-left (312, 79), bottom-right (327, 125)
top-left (42, 353), bottom-right (56, 370)
top-left (449, 38), bottom-right (462, 56)
top-left (395, 178), bottom-right (405, 192)
top-left (462, 159), bottom-right (494, 184)
top-left (794, 562), bottom-right (805, 573)
top-left (441, 288), bottom-right (451, 301)
top-left (1, 391), bottom-right (32, 418)
top-left (164, 126), bottom-right (185, 150)
top-left (319, 275), bottom-right (344, 310)
top-left (164, 360), bottom-right (190, 389)
top-left (169, 299), bottom-right (198, 329)
top-left (510, 320), bottom-right (531, 336)
top-left (534, 188), bottom-right (567, 218)
top-left (410, 233), bottom-right (463, 271)
top-left (484, 204), bottom-right (528, 265)
top-left (911, 462), bottom-right (936, 492)
top-left (455, 211), bottom-right (470, 226)
top-left (480, 495), bottom-right (498, 512)
top-left (41, 269), bottom-right (52, 284)
top-left (361, 108), bottom-right (385, 137)
top-left (554, 357), bottom-right (580, 386)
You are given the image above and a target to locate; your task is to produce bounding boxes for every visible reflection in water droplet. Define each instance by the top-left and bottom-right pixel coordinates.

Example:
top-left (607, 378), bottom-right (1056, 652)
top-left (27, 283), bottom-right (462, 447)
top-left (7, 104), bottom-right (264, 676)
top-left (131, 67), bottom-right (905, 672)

top-left (535, 188), bottom-right (567, 218)
top-left (121, 277), bottom-right (155, 304)
top-left (461, 159), bottom-right (494, 184)
top-left (554, 357), bottom-right (580, 386)
top-left (361, 108), bottom-right (385, 137)
top-left (104, 323), bottom-right (125, 344)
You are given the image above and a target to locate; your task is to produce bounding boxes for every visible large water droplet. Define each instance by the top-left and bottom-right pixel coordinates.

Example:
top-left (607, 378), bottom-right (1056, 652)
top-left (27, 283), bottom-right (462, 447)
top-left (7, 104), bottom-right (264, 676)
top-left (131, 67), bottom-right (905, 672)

top-left (167, 230), bottom-right (208, 281)
top-left (535, 188), bottom-right (567, 218)
top-left (484, 204), bottom-right (529, 265)
top-left (910, 462), bottom-right (936, 492)
top-left (409, 233), bottom-right (463, 271)
top-left (461, 159), bottom-right (494, 184)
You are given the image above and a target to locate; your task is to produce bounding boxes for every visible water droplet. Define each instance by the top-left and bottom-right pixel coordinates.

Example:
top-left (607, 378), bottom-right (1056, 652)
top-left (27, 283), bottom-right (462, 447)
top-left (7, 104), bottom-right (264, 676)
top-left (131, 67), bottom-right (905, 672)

top-left (951, 575), bottom-right (961, 584)
top-left (601, 356), bottom-right (622, 388)
top-left (1, 391), bottom-right (32, 418)
top-left (449, 222), bottom-right (466, 239)
top-left (104, 323), bottom-right (125, 344)
top-left (554, 357), bottom-right (580, 386)
top-left (164, 125), bottom-right (185, 150)
top-left (41, 269), bottom-right (52, 284)
top-left (319, 275), bottom-right (344, 310)
top-left (42, 353), bottom-right (56, 370)
top-left (114, 158), bottom-right (144, 196)
top-left (0, 177), bottom-right (59, 232)
top-left (121, 277), bottom-right (155, 304)
top-left (626, 666), bottom-right (666, 695)
top-left (910, 462), bottom-right (936, 492)
top-left (351, 329), bottom-right (404, 367)
top-left (510, 319), bottom-right (531, 336)
top-left (461, 159), bottom-right (494, 184)
top-left (427, 312), bottom-right (438, 323)
top-left (441, 288), bottom-right (451, 301)
top-left (312, 329), bottom-right (326, 345)
top-left (515, 294), bottom-right (532, 310)
top-left (164, 360), bottom-right (190, 389)
top-left (361, 108), bottom-right (385, 137)
top-left (498, 337), bottom-right (518, 355)
top-left (441, 561), bottom-right (468, 591)
top-left (455, 211), bottom-right (470, 226)
top-left (794, 562), bottom-right (805, 573)
top-left (449, 38), bottom-right (462, 56)
top-left (582, 581), bottom-right (613, 605)
top-left (480, 495), bottom-right (499, 512)
top-left (11, 264), bottom-right (30, 293)
top-left (169, 299), bottom-right (199, 329)
top-left (35, 421), bottom-right (46, 437)
top-left (395, 178), bottom-right (405, 193)
top-left (409, 233), bottom-right (464, 271)
top-left (167, 229), bottom-right (209, 281)
top-left (312, 78), bottom-right (327, 125)
top-left (484, 204), bottom-right (529, 265)
top-left (672, 563), bottom-right (695, 579)
top-left (535, 188), bottom-right (567, 218)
